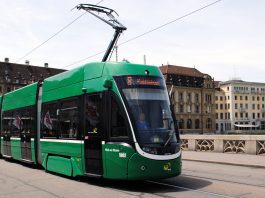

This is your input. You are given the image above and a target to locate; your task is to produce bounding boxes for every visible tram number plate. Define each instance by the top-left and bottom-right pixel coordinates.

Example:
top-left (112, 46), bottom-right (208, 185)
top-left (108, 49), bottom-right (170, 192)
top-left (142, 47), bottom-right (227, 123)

top-left (119, 153), bottom-right (126, 158)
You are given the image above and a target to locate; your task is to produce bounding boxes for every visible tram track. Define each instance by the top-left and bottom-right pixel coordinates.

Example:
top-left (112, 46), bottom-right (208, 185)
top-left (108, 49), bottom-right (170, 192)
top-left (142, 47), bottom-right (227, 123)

top-left (147, 180), bottom-right (237, 198)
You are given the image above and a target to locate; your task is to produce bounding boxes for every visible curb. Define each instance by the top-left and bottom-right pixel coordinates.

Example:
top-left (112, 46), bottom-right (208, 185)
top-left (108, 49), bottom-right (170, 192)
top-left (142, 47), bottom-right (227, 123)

top-left (183, 158), bottom-right (265, 169)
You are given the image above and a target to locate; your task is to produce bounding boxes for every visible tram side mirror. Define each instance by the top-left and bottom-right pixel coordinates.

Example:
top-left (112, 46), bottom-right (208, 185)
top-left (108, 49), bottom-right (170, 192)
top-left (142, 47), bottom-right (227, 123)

top-left (103, 79), bottom-right (112, 89)
top-left (56, 109), bottom-right (60, 116)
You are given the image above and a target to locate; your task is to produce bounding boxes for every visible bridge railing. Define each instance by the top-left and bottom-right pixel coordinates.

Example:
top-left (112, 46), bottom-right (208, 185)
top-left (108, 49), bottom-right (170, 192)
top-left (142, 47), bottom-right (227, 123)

top-left (181, 135), bottom-right (265, 155)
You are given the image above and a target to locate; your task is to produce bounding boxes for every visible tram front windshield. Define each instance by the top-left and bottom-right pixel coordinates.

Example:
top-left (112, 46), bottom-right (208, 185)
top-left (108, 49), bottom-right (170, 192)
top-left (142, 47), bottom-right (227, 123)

top-left (115, 76), bottom-right (179, 155)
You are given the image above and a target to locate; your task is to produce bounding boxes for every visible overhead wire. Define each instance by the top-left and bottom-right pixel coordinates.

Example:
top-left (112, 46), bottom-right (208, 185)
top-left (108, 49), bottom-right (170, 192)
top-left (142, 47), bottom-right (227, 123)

top-left (15, 0), bottom-right (105, 63)
top-left (63, 0), bottom-right (223, 69)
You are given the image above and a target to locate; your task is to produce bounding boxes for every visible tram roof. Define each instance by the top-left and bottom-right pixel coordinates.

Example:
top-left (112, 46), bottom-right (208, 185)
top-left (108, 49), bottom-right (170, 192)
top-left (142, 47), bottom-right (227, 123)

top-left (2, 83), bottom-right (38, 111)
top-left (41, 61), bottom-right (161, 103)
top-left (1, 62), bottom-right (162, 108)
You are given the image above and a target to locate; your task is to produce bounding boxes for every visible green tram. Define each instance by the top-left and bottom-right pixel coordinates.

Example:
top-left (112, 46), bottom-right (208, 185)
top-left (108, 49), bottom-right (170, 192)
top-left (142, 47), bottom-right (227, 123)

top-left (0, 62), bottom-right (181, 180)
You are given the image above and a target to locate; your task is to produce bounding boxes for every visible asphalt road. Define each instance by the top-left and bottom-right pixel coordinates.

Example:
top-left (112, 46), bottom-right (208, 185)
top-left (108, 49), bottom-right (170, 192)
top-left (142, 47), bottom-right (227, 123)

top-left (0, 159), bottom-right (265, 198)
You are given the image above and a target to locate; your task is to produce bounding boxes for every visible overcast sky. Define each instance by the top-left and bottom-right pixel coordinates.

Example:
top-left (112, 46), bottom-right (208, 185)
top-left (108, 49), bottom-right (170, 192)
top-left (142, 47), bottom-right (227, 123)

top-left (0, 0), bottom-right (265, 82)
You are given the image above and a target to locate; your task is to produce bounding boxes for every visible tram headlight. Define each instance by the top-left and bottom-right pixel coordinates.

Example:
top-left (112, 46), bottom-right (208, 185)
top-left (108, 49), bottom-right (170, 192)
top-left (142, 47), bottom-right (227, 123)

top-left (142, 147), bottom-right (158, 155)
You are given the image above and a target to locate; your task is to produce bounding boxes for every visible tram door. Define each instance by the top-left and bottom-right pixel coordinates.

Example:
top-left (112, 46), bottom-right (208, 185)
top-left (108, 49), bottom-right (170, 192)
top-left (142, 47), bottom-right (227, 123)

top-left (2, 111), bottom-right (12, 157)
top-left (20, 132), bottom-right (32, 161)
top-left (20, 108), bottom-right (33, 162)
top-left (84, 94), bottom-right (104, 176)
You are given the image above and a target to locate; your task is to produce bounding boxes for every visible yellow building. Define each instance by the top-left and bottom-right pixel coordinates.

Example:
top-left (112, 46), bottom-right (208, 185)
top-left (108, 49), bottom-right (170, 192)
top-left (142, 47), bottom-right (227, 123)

top-left (160, 65), bottom-right (215, 134)
top-left (215, 79), bottom-right (265, 133)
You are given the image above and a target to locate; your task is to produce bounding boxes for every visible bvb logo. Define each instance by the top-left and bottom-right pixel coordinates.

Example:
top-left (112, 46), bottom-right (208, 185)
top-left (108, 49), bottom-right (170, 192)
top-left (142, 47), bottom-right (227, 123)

top-left (163, 162), bottom-right (172, 171)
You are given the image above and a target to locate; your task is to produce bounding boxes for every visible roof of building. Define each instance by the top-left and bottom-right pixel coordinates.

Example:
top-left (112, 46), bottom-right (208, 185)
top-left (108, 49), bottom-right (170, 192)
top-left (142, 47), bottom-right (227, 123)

top-left (214, 81), bottom-right (221, 88)
top-left (220, 79), bottom-right (265, 86)
top-left (0, 61), bottom-right (66, 84)
top-left (159, 65), bottom-right (205, 78)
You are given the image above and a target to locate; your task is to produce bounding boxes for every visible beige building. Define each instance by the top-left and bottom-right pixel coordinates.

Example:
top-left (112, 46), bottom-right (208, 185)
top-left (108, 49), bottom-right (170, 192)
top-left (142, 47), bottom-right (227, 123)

top-left (160, 65), bottom-right (215, 134)
top-left (215, 79), bottom-right (265, 133)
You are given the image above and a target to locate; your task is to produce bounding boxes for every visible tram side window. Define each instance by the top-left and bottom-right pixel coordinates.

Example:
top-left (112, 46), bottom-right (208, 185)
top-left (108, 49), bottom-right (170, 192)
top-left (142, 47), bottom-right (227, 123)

top-left (41, 103), bottom-right (59, 138)
top-left (58, 99), bottom-right (79, 139)
top-left (2, 111), bottom-right (12, 136)
top-left (20, 107), bottom-right (34, 134)
top-left (11, 110), bottom-right (22, 137)
top-left (110, 96), bottom-right (129, 138)
top-left (2, 107), bottom-right (34, 137)
top-left (85, 94), bottom-right (102, 134)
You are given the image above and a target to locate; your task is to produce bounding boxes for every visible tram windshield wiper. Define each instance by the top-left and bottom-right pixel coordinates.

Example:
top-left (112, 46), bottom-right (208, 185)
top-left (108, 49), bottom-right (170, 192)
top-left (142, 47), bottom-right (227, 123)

top-left (163, 130), bottom-right (174, 148)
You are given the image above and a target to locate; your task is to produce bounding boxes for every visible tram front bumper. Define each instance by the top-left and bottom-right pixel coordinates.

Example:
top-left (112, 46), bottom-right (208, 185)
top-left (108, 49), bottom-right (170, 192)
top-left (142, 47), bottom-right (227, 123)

top-left (127, 153), bottom-right (182, 180)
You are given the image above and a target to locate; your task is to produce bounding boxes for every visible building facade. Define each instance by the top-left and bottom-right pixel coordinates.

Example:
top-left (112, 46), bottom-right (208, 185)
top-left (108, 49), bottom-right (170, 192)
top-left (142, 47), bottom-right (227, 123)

top-left (0, 58), bottom-right (66, 95)
top-left (215, 80), bottom-right (265, 133)
top-left (160, 65), bottom-right (215, 134)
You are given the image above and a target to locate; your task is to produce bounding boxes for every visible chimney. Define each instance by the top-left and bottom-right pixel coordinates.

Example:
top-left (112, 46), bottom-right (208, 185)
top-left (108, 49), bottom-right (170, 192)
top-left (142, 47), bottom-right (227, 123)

top-left (44, 63), bottom-right (48, 68)
top-left (4, 57), bottom-right (9, 63)
top-left (25, 60), bottom-right (30, 65)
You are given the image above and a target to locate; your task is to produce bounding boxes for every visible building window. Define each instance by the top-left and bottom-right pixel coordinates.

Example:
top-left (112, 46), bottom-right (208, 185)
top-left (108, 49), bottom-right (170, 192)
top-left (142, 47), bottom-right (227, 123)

top-left (252, 96), bottom-right (255, 101)
top-left (245, 96), bottom-right (248, 100)
top-left (179, 104), bottom-right (184, 113)
top-left (216, 113), bottom-right (218, 119)
top-left (220, 96), bottom-right (223, 101)
top-left (206, 118), bottom-right (212, 129)
top-left (245, 104), bottom-right (248, 109)
top-left (240, 96), bottom-right (243, 100)
top-left (220, 113), bottom-right (223, 119)
top-left (179, 92), bottom-right (183, 101)
top-left (252, 104), bottom-right (255, 110)
top-left (253, 113), bottom-right (255, 119)
top-left (195, 105), bottom-right (199, 113)
top-left (220, 104), bottom-right (223, 110)
top-left (215, 104), bottom-right (218, 110)
top-left (240, 113), bottom-right (243, 118)
top-left (228, 103), bottom-right (230, 109)
top-left (228, 113), bottom-right (230, 119)
top-left (7, 86), bottom-right (11, 92)
top-left (187, 119), bottom-right (192, 129)
top-left (258, 104), bottom-right (260, 110)
top-left (195, 119), bottom-right (200, 129)
top-left (235, 96), bottom-right (237, 100)
top-left (179, 119), bottom-right (184, 129)
top-left (257, 96), bottom-right (260, 101)
top-left (235, 112), bottom-right (238, 118)
top-left (235, 103), bottom-right (238, 109)
top-left (258, 113), bottom-right (260, 118)
top-left (245, 113), bottom-right (248, 118)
